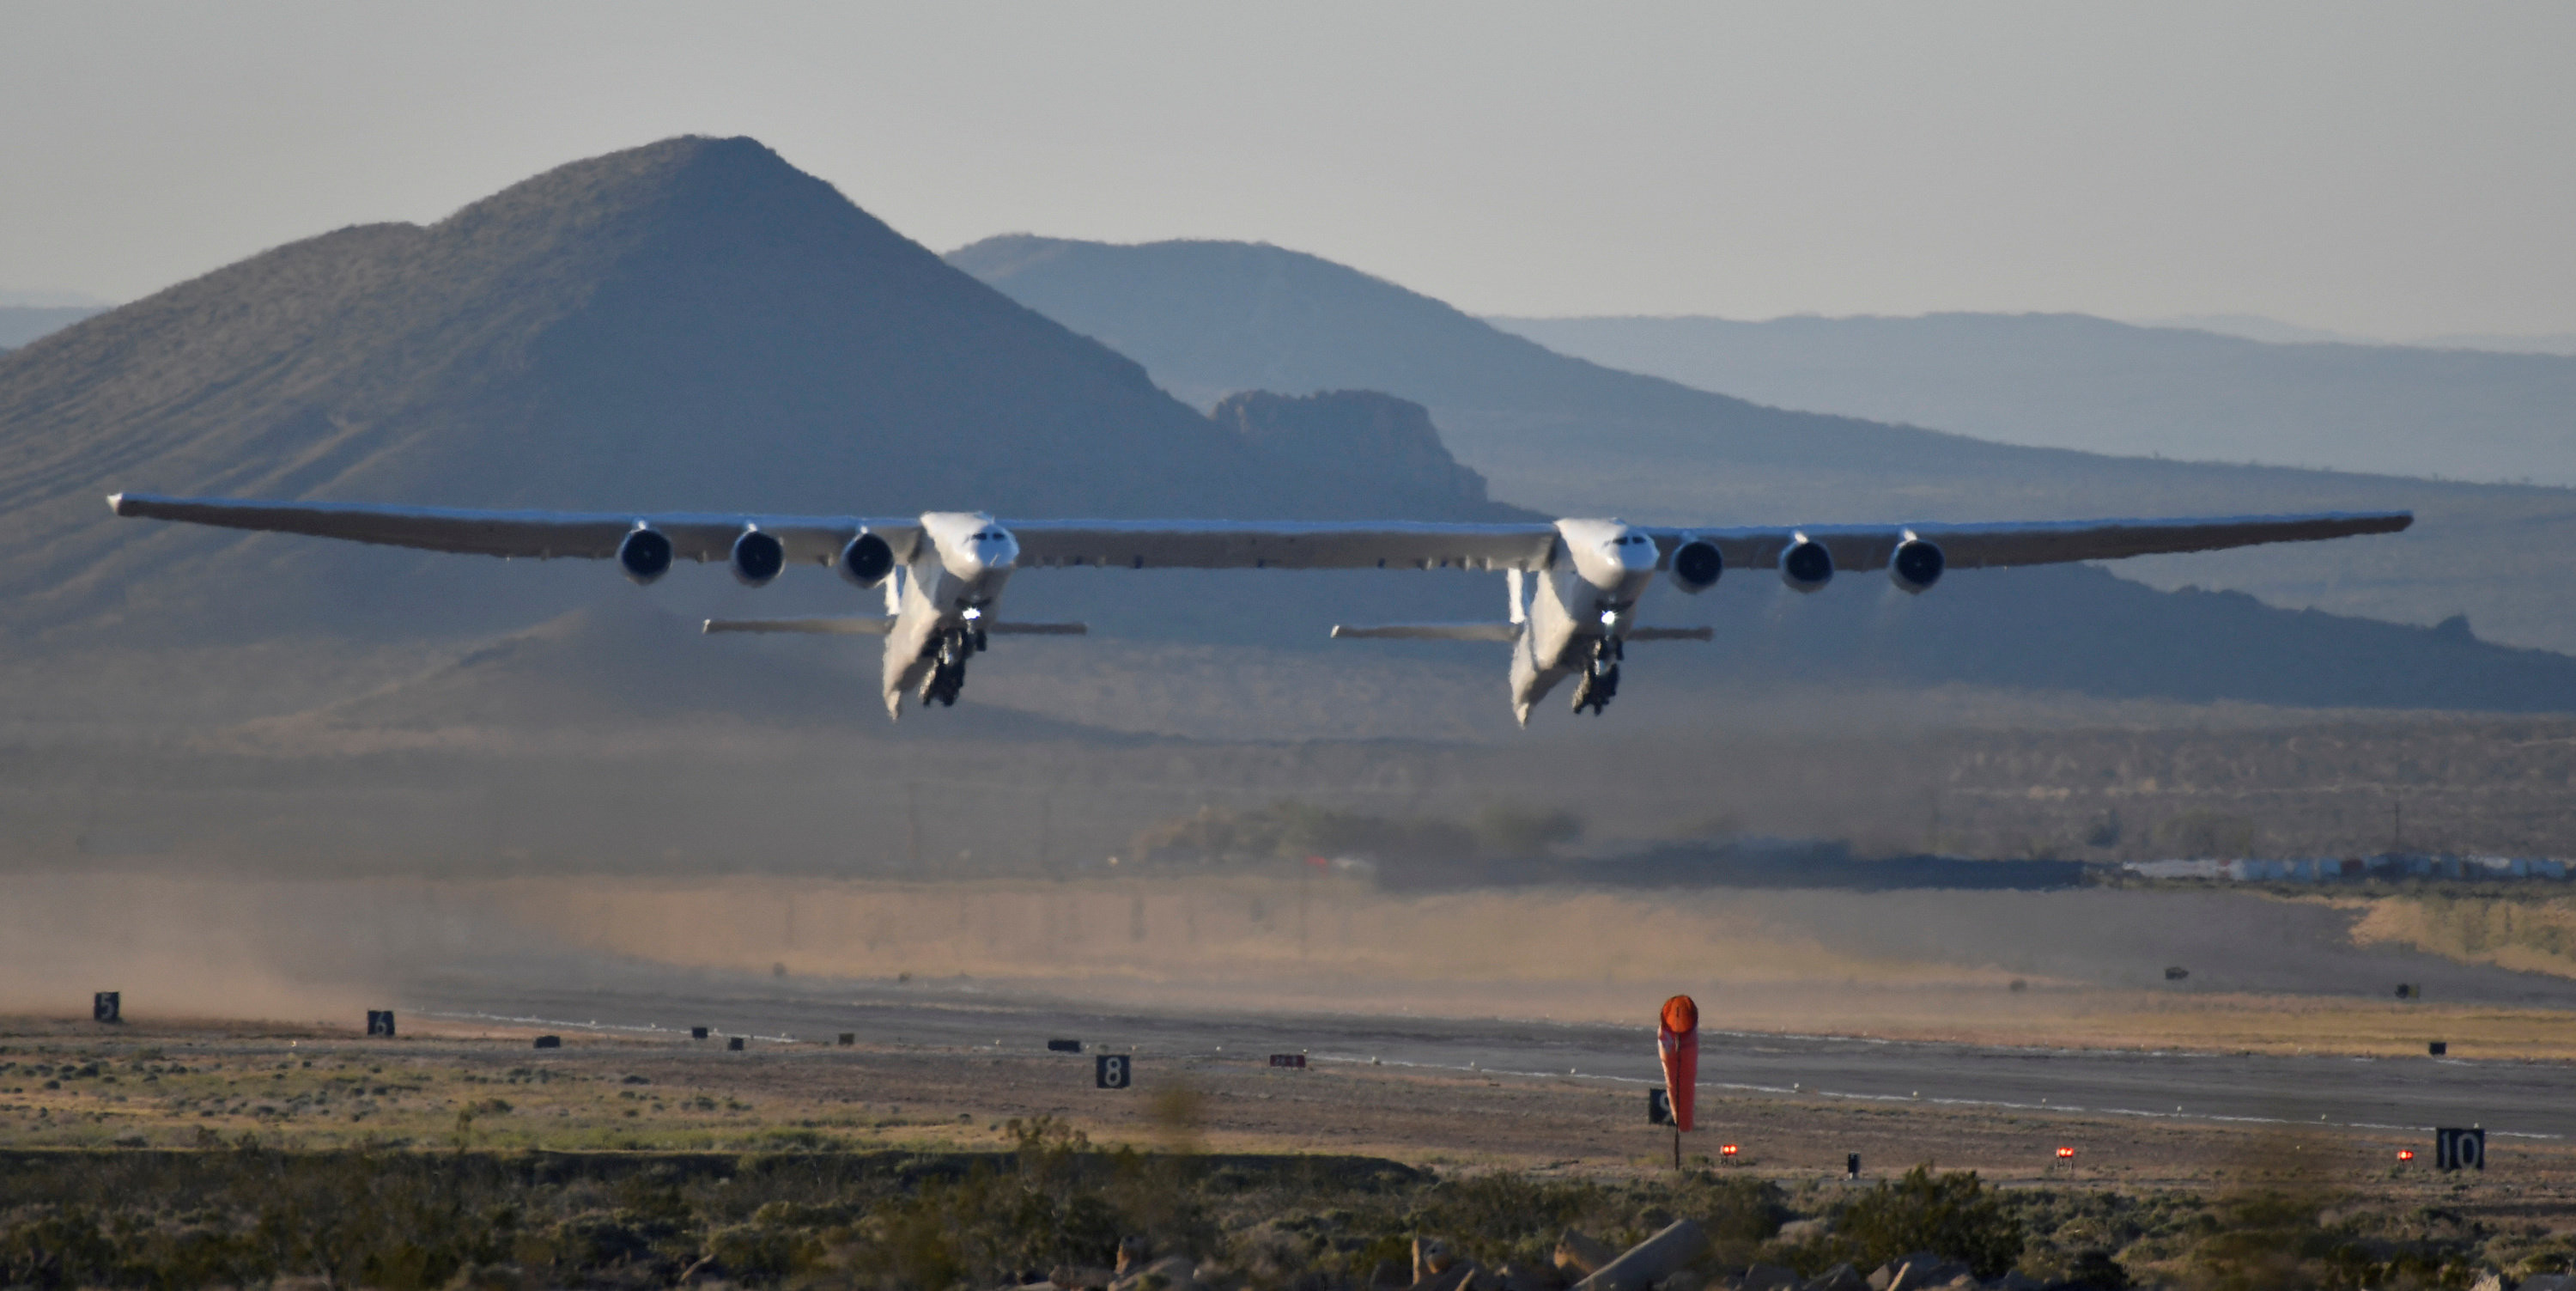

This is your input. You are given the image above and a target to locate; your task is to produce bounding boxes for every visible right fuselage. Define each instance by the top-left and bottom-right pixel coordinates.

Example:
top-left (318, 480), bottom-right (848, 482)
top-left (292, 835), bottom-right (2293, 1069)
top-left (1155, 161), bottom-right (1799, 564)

top-left (882, 511), bottom-right (1020, 713)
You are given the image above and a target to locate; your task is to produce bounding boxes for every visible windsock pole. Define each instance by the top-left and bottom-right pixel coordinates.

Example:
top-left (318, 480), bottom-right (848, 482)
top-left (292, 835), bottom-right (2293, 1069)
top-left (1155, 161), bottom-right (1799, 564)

top-left (1658, 994), bottom-right (1699, 1171)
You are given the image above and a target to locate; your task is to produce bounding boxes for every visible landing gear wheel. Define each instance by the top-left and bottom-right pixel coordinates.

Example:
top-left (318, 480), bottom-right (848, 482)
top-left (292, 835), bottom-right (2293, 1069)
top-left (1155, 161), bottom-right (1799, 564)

top-left (1571, 640), bottom-right (1622, 715)
top-left (918, 628), bottom-right (973, 707)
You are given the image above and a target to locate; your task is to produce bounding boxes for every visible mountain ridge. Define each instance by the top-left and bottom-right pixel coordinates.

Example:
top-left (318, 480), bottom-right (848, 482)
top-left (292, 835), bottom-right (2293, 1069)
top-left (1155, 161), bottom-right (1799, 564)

top-left (948, 234), bottom-right (2576, 656)
top-left (0, 305), bottom-right (107, 350)
top-left (0, 139), bottom-right (1522, 649)
top-left (1487, 311), bottom-right (2576, 486)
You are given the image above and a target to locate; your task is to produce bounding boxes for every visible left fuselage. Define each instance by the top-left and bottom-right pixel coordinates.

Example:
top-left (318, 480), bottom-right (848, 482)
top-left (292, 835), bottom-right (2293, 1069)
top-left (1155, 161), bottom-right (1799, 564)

top-left (883, 511), bottom-right (1019, 711)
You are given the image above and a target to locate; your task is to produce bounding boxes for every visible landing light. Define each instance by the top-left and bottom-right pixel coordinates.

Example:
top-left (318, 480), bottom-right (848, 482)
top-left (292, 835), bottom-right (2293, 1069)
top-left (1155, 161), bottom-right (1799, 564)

top-left (962, 606), bottom-right (983, 621)
top-left (1599, 609), bottom-right (1618, 626)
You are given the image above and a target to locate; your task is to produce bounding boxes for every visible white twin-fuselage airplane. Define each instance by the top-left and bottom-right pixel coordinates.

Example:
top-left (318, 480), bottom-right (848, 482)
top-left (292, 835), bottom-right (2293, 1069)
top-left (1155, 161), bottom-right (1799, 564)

top-left (107, 493), bottom-right (2409, 724)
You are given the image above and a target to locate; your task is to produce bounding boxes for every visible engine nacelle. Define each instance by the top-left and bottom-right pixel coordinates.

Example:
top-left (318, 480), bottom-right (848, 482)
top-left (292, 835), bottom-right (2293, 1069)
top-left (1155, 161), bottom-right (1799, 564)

top-left (1890, 538), bottom-right (1945, 594)
top-left (1668, 539), bottom-right (1722, 594)
top-left (1780, 536), bottom-right (1833, 594)
top-left (838, 532), bottom-right (896, 587)
top-left (617, 526), bottom-right (672, 585)
top-left (730, 527), bottom-right (785, 588)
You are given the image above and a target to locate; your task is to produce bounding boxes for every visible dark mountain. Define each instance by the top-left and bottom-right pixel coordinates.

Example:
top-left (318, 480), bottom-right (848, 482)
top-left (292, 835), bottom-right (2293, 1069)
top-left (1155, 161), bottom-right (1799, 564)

top-left (0, 305), bottom-right (106, 350)
top-left (0, 138), bottom-right (1519, 647)
top-left (1489, 312), bottom-right (2576, 487)
top-left (948, 235), bottom-right (2576, 657)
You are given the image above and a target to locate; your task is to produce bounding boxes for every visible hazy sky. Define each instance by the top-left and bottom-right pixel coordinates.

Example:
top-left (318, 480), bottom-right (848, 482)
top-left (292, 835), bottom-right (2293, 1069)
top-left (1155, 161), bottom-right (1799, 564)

top-left (7, 3), bottom-right (2572, 337)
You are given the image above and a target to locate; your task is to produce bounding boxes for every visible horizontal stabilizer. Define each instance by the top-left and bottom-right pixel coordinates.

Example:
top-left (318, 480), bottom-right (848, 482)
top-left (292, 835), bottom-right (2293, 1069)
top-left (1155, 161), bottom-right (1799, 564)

top-left (1330, 623), bottom-right (1709, 642)
top-left (702, 618), bottom-right (1088, 636)
top-left (704, 617), bottom-right (895, 635)
top-left (1331, 623), bottom-right (1522, 642)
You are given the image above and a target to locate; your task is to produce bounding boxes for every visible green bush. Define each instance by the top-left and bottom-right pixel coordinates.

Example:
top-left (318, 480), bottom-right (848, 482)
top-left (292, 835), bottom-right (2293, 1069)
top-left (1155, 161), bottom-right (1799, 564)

top-left (1792, 1165), bottom-right (2024, 1279)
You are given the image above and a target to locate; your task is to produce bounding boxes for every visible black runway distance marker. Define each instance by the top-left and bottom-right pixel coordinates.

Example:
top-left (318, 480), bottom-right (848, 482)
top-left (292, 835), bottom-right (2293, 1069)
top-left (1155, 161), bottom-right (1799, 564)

top-left (1096, 1054), bottom-right (1132, 1089)
top-left (2437, 1128), bottom-right (2486, 1171)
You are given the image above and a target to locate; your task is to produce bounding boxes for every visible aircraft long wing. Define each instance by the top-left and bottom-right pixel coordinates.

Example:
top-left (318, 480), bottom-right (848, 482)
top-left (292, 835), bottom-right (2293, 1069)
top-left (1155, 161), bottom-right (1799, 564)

top-left (1656, 512), bottom-right (2413, 572)
top-left (109, 493), bottom-right (2409, 572)
top-left (1005, 514), bottom-right (2414, 569)
top-left (106, 496), bottom-right (1563, 570)
top-left (1005, 521), bottom-right (1561, 570)
top-left (108, 493), bottom-right (915, 566)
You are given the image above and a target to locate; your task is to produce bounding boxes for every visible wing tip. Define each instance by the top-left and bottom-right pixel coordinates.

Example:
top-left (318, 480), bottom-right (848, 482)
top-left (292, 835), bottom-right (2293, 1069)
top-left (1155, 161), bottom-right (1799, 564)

top-left (106, 491), bottom-right (127, 515)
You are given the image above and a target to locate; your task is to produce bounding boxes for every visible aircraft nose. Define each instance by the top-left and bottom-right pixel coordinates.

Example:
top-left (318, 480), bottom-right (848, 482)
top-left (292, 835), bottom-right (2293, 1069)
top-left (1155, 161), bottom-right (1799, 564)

top-left (945, 523), bottom-right (1019, 576)
top-left (963, 527), bottom-right (1019, 575)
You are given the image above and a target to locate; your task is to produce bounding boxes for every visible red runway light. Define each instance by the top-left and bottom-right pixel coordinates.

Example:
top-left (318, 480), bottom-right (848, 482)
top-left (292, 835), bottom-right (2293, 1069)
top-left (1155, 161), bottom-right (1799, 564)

top-left (2397, 1149), bottom-right (2415, 1162)
top-left (1719, 1144), bottom-right (1739, 1157)
top-left (2056, 1147), bottom-right (2076, 1160)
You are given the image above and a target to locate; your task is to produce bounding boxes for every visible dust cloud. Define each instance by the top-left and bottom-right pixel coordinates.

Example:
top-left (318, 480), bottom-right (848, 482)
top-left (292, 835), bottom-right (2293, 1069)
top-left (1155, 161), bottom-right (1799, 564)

top-left (11, 864), bottom-right (2569, 1048)
top-left (489, 873), bottom-right (2008, 1002)
top-left (0, 872), bottom-right (538, 1024)
top-left (4, 868), bottom-right (2012, 1030)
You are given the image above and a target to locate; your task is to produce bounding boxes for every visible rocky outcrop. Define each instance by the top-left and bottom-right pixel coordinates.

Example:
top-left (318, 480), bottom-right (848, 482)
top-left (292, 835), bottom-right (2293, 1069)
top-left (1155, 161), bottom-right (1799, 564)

top-left (1211, 390), bottom-right (1491, 505)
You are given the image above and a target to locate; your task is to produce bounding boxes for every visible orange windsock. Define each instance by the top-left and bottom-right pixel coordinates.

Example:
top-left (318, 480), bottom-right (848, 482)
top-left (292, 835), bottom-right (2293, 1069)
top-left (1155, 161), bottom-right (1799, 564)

top-left (1657, 994), bottom-right (1699, 1132)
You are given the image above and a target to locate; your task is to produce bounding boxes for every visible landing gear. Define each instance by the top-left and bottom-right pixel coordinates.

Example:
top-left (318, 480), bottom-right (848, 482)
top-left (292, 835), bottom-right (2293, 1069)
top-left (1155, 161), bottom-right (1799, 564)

top-left (917, 624), bottom-right (988, 707)
top-left (1571, 636), bottom-right (1622, 716)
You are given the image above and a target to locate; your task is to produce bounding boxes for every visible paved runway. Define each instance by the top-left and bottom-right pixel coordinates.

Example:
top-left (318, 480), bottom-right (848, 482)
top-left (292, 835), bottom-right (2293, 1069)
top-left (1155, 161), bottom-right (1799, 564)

top-left (410, 967), bottom-right (2576, 1142)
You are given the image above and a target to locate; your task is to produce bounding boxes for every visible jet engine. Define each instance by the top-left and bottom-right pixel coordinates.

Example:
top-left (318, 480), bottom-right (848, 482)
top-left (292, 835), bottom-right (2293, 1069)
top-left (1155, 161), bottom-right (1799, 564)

top-left (1780, 537), bottom-right (1834, 593)
top-left (1890, 538), bottom-right (1945, 594)
top-left (1668, 539), bottom-right (1723, 594)
top-left (838, 532), bottom-right (896, 587)
top-left (730, 527), bottom-right (786, 588)
top-left (617, 527), bottom-right (672, 585)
